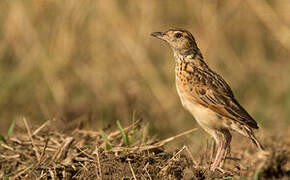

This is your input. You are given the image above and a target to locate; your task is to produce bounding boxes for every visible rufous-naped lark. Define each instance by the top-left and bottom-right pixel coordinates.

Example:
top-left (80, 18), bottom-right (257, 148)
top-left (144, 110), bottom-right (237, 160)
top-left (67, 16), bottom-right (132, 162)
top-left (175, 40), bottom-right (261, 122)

top-left (151, 29), bottom-right (264, 171)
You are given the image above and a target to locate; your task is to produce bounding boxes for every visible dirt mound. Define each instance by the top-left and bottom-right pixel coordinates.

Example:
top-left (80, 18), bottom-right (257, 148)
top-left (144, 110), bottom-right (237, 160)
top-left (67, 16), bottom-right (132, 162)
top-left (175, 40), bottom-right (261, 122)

top-left (0, 119), bottom-right (289, 179)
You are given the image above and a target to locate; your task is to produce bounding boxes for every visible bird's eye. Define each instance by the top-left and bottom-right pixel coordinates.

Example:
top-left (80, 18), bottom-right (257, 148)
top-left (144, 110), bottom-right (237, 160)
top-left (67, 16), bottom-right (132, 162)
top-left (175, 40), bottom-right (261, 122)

top-left (174, 33), bottom-right (182, 38)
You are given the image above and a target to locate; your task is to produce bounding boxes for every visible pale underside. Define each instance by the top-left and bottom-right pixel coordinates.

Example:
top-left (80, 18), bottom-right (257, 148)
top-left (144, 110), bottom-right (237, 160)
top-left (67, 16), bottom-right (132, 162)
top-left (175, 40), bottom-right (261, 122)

top-left (176, 83), bottom-right (226, 139)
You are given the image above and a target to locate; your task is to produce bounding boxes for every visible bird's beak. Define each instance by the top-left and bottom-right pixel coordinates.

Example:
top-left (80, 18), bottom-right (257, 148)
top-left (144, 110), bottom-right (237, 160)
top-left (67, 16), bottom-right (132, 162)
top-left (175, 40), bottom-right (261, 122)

top-left (150, 31), bottom-right (166, 41)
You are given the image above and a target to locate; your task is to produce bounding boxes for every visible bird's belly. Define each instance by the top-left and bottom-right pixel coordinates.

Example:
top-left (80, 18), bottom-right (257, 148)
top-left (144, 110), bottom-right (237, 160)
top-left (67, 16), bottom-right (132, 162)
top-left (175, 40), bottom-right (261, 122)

top-left (178, 93), bottom-right (223, 130)
top-left (175, 80), bottom-right (224, 131)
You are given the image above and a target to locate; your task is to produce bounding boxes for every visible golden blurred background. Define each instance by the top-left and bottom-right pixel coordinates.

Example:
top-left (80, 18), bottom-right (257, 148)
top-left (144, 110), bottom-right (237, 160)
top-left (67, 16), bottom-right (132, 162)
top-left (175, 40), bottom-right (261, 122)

top-left (0, 0), bottom-right (289, 144)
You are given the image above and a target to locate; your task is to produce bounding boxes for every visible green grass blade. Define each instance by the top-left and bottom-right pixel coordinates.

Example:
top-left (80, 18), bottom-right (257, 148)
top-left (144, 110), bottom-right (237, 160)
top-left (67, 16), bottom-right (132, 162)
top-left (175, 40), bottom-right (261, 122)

top-left (0, 134), bottom-right (7, 144)
top-left (33, 170), bottom-right (41, 177)
top-left (116, 120), bottom-right (130, 147)
top-left (100, 130), bottom-right (112, 150)
top-left (2, 175), bottom-right (9, 180)
top-left (3, 169), bottom-right (9, 180)
top-left (253, 168), bottom-right (260, 180)
top-left (2, 176), bottom-right (9, 180)
top-left (8, 119), bottom-right (15, 137)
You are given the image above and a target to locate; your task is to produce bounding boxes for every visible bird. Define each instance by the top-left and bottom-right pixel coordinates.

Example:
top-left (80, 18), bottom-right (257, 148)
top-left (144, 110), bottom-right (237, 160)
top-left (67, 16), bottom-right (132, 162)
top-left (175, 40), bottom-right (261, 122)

top-left (151, 28), bottom-right (264, 172)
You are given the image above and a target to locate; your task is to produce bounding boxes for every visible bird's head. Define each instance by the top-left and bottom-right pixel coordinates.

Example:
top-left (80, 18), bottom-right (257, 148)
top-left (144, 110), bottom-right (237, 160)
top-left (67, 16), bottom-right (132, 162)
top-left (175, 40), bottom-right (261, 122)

top-left (151, 29), bottom-right (198, 56)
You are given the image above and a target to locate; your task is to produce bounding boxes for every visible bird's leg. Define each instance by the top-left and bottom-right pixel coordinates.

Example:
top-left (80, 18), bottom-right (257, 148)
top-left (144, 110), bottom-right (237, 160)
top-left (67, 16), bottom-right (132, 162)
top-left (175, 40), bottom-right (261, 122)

top-left (210, 138), bottom-right (216, 162)
top-left (210, 130), bottom-right (232, 172)
top-left (219, 132), bottom-right (232, 168)
top-left (210, 140), bottom-right (225, 171)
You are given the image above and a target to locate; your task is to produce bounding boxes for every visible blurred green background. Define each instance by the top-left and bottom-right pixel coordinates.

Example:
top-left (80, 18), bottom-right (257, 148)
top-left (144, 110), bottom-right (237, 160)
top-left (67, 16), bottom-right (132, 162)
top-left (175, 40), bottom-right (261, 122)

top-left (0, 0), bottom-right (289, 143)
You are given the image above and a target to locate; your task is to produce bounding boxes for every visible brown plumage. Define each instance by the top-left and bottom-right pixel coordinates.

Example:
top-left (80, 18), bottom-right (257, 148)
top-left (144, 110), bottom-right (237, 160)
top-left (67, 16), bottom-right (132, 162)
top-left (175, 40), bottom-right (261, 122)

top-left (151, 28), bottom-right (264, 171)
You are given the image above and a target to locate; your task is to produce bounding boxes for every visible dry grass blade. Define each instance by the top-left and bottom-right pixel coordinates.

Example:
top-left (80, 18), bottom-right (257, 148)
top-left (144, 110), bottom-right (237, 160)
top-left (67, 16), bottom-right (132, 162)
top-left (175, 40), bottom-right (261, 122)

top-left (33, 120), bottom-right (51, 136)
top-left (12, 165), bottom-right (34, 179)
top-left (160, 146), bottom-right (186, 173)
top-left (153, 128), bottom-right (198, 147)
top-left (94, 147), bottom-right (102, 180)
top-left (168, 146), bottom-right (186, 162)
top-left (37, 138), bottom-right (49, 166)
top-left (184, 145), bottom-right (198, 167)
top-left (144, 167), bottom-right (152, 180)
top-left (128, 160), bottom-right (137, 180)
top-left (76, 147), bottom-right (95, 160)
top-left (0, 154), bottom-right (20, 160)
top-left (48, 168), bottom-right (56, 180)
top-left (51, 137), bottom-right (74, 163)
top-left (23, 117), bottom-right (41, 161)
top-left (109, 127), bottom-right (198, 152)
top-left (0, 143), bottom-right (14, 151)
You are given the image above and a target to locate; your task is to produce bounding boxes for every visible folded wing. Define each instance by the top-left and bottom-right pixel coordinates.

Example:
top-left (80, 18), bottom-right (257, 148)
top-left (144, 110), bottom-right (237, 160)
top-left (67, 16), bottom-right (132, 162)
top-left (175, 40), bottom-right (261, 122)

top-left (191, 67), bottom-right (259, 129)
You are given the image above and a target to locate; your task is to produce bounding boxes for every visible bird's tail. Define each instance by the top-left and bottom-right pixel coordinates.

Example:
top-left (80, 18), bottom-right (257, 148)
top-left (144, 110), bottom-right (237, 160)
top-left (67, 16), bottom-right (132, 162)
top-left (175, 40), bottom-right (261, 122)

top-left (245, 127), bottom-right (265, 151)
top-left (229, 121), bottom-right (265, 151)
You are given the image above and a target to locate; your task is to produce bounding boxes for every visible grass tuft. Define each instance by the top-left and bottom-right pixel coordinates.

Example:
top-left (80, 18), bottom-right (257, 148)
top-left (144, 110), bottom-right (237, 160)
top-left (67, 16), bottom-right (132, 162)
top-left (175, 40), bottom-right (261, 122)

top-left (100, 130), bottom-right (112, 150)
top-left (0, 134), bottom-right (7, 144)
top-left (3, 169), bottom-right (9, 180)
top-left (253, 167), bottom-right (261, 180)
top-left (116, 120), bottom-right (130, 147)
top-left (7, 119), bottom-right (15, 138)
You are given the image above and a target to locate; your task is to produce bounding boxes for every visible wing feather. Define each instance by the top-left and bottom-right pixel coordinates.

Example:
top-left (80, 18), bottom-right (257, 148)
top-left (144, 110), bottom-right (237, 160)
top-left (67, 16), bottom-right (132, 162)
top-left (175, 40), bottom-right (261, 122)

top-left (189, 67), bottom-right (259, 129)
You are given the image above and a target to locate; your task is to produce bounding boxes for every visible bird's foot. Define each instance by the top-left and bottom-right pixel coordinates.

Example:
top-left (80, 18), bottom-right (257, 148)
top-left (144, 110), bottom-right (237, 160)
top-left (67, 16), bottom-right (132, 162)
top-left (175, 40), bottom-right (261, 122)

top-left (210, 166), bottom-right (232, 175)
top-left (210, 165), bottom-right (217, 172)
